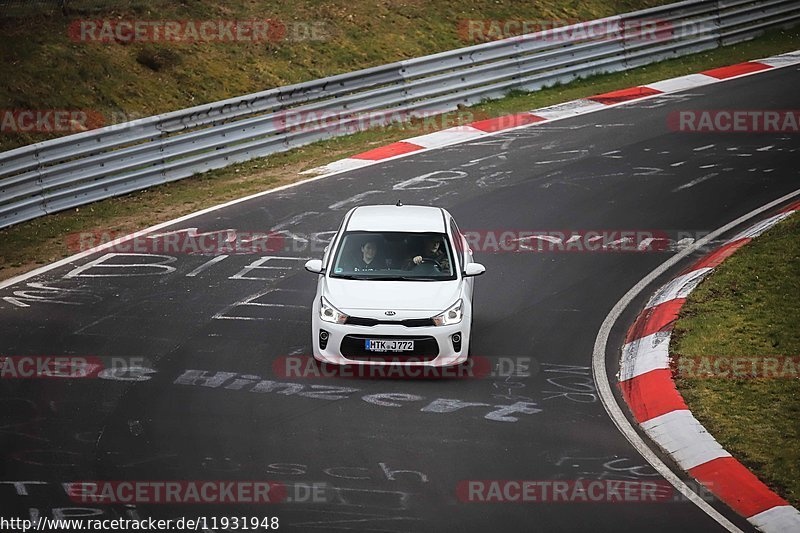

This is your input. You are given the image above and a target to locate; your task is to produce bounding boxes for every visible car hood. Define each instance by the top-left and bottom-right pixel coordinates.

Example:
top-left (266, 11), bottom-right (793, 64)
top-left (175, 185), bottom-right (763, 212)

top-left (323, 278), bottom-right (462, 315)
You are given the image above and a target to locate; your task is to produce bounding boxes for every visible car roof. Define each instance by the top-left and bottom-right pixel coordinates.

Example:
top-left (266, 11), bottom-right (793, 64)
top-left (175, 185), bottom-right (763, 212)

top-left (346, 204), bottom-right (447, 233)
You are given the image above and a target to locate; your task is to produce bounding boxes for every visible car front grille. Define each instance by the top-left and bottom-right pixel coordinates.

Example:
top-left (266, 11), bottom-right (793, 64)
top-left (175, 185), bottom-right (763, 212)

top-left (345, 316), bottom-right (436, 327)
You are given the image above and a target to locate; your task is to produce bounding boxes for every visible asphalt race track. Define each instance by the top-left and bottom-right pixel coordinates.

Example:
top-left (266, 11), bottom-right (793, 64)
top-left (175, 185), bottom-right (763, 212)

top-left (1, 65), bottom-right (797, 532)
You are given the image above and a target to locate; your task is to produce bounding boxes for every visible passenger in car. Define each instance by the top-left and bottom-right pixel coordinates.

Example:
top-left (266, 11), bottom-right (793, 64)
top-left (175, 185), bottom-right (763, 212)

top-left (352, 239), bottom-right (388, 271)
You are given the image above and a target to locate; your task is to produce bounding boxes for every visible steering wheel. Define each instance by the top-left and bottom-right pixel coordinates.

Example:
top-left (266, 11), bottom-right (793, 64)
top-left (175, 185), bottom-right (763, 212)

top-left (417, 257), bottom-right (445, 271)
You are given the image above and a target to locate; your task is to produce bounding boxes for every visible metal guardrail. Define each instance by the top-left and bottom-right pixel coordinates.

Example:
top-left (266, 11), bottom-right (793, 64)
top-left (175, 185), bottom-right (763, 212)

top-left (1, 0), bottom-right (798, 229)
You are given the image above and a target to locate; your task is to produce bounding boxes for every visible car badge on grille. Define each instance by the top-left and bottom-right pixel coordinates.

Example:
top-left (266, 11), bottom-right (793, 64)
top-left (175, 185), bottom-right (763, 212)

top-left (384, 311), bottom-right (396, 316)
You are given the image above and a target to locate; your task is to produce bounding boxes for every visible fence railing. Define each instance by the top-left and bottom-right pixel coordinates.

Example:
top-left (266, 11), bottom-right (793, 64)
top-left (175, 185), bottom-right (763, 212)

top-left (1, 0), bottom-right (798, 229)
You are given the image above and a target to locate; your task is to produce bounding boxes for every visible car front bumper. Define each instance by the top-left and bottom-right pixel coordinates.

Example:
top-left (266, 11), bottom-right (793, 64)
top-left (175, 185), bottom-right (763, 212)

top-left (311, 319), bottom-right (469, 367)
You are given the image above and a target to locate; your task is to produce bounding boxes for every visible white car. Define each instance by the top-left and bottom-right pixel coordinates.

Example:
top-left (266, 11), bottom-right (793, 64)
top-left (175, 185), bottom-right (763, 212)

top-left (305, 204), bottom-right (485, 366)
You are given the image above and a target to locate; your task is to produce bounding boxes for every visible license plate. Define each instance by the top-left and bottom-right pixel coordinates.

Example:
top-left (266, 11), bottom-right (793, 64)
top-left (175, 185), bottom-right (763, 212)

top-left (365, 339), bottom-right (415, 352)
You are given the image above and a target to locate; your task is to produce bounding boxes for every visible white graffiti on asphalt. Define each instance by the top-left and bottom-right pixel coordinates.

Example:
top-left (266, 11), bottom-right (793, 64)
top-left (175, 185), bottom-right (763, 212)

top-left (174, 369), bottom-right (541, 423)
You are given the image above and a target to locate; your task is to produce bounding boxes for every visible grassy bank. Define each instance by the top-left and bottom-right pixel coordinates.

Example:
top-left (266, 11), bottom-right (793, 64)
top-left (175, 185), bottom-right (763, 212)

top-left (0, 27), bottom-right (799, 281)
top-left (672, 213), bottom-right (800, 508)
top-left (0, 0), bottom-right (669, 151)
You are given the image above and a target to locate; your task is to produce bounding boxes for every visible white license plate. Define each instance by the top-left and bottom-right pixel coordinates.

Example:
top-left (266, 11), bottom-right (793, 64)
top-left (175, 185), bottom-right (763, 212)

top-left (365, 339), bottom-right (415, 352)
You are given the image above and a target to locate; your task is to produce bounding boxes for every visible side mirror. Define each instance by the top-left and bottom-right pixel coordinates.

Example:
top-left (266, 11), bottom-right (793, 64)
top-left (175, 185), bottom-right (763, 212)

top-left (463, 262), bottom-right (486, 277)
top-left (304, 259), bottom-right (325, 274)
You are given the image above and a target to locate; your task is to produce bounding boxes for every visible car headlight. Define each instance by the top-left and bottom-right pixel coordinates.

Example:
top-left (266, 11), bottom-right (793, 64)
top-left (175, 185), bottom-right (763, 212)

top-left (320, 296), bottom-right (348, 324)
top-left (432, 299), bottom-right (463, 326)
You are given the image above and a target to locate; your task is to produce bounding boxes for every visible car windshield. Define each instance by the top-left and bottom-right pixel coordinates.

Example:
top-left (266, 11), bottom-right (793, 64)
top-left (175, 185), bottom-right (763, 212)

top-left (330, 231), bottom-right (456, 281)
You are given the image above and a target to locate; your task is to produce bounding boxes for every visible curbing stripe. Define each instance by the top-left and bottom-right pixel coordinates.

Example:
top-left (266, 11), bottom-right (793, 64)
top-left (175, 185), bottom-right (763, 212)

top-left (619, 331), bottom-right (670, 382)
top-left (726, 212), bottom-right (795, 242)
top-left (620, 369), bottom-right (688, 422)
top-left (645, 268), bottom-right (712, 309)
top-left (755, 50), bottom-right (800, 68)
top-left (587, 86), bottom-right (663, 105)
top-left (689, 457), bottom-right (789, 518)
top-left (527, 98), bottom-right (608, 120)
top-left (469, 113), bottom-right (546, 132)
top-left (689, 238), bottom-right (751, 271)
top-left (351, 141), bottom-right (424, 160)
top-left (302, 158), bottom-right (374, 175)
top-left (780, 200), bottom-right (800, 213)
top-left (624, 298), bottom-right (684, 343)
top-left (619, 202), bottom-right (800, 531)
top-left (402, 125), bottom-right (488, 149)
top-left (749, 506), bottom-right (800, 532)
top-left (701, 61), bottom-right (772, 79)
top-left (643, 73), bottom-right (716, 93)
top-left (641, 410), bottom-right (731, 470)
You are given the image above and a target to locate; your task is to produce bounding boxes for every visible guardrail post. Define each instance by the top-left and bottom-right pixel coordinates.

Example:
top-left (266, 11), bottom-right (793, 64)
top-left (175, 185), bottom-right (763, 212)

top-left (714, 0), bottom-right (724, 47)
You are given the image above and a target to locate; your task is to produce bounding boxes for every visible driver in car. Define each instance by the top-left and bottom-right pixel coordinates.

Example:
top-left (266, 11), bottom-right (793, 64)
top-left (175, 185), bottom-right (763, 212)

top-left (405, 236), bottom-right (450, 272)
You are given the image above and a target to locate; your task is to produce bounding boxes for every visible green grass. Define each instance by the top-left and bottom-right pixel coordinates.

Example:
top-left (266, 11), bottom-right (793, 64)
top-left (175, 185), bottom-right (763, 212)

top-left (672, 214), bottom-right (800, 508)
